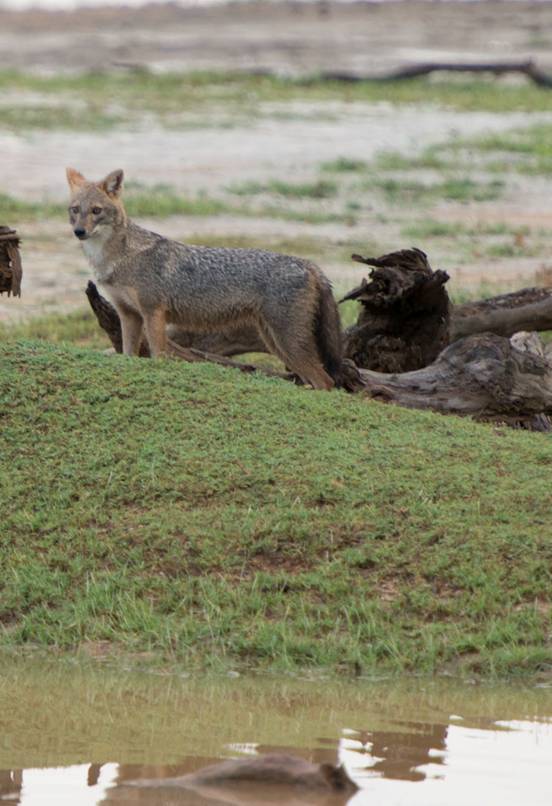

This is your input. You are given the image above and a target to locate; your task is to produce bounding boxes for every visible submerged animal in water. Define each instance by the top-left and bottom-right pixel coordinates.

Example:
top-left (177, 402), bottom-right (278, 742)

top-left (124, 753), bottom-right (358, 804)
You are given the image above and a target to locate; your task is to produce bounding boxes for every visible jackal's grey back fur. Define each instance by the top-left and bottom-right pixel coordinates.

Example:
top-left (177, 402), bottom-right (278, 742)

top-left (109, 222), bottom-right (344, 384)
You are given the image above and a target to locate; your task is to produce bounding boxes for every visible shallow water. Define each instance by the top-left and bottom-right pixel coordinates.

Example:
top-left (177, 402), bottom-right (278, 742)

top-left (1, 658), bottom-right (551, 805)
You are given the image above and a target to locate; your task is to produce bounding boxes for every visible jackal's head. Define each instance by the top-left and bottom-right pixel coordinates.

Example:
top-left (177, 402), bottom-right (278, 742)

top-left (66, 168), bottom-right (126, 241)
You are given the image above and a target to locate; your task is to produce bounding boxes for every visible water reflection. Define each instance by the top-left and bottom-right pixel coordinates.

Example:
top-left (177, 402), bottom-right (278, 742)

top-left (339, 720), bottom-right (448, 782)
top-left (3, 715), bottom-right (552, 805)
top-left (0, 768), bottom-right (22, 801)
top-left (2, 660), bottom-right (552, 805)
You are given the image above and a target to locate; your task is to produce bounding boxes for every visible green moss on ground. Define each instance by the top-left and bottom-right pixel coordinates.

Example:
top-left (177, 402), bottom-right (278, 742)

top-left (1, 340), bottom-right (551, 679)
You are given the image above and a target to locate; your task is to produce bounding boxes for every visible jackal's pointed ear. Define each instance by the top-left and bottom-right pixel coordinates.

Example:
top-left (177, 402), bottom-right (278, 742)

top-left (101, 169), bottom-right (124, 199)
top-left (66, 167), bottom-right (86, 192)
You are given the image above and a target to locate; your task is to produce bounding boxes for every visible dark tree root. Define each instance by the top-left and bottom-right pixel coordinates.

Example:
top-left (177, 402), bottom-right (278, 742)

top-left (0, 226), bottom-right (22, 298)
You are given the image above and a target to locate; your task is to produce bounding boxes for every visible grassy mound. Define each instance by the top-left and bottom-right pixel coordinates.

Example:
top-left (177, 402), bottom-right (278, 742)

top-left (1, 341), bottom-right (551, 678)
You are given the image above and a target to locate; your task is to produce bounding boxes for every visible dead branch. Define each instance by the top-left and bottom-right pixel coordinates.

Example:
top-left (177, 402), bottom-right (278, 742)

top-left (86, 280), bottom-right (124, 353)
top-left (311, 59), bottom-right (552, 88)
top-left (0, 226), bottom-right (22, 297)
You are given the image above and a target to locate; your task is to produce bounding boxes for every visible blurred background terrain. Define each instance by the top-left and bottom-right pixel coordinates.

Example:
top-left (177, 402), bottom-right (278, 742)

top-left (2, 0), bottom-right (552, 333)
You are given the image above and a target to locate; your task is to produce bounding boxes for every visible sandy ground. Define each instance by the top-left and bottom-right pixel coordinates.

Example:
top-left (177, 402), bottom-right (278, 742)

top-left (2, 1), bottom-right (552, 322)
top-left (4, 104), bottom-right (550, 200)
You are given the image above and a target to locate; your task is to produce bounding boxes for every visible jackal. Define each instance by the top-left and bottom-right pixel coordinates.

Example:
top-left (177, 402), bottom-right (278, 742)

top-left (67, 168), bottom-right (343, 389)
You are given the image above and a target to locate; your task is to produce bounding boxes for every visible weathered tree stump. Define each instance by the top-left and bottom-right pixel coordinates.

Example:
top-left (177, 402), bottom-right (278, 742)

top-left (341, 248), bottom-right (451, 373)
top-left (0, 227), bottom-right (22, 298)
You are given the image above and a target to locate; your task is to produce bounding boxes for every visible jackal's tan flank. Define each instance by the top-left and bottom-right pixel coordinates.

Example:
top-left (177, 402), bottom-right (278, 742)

top-left (67, 168), bottom-right (343, 389)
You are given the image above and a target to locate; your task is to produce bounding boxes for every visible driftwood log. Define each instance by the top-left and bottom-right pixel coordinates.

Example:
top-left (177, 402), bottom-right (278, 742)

top-left (0, 226), bottom-right (22, 297)
top-left (341, 250), bottom-right (552, 371)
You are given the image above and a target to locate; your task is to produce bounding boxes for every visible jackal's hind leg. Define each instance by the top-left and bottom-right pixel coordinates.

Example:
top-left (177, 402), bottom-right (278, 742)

top-left (287, 349), bottom-right (334, 390)
top-left (259, 322), bottom-right (333, 390)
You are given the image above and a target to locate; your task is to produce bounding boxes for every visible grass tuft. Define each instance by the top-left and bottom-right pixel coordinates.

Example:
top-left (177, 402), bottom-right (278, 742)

top-left (228, 179), bottom-right (338, 199)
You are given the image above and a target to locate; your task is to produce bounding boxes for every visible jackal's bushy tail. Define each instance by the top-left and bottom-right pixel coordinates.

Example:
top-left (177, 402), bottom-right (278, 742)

top-left (314, 275), bottom-right (344, 386)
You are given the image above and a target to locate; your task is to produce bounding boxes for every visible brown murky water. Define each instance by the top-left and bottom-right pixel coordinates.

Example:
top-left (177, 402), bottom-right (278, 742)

top-left (1, 658), bottom-right (551, 805)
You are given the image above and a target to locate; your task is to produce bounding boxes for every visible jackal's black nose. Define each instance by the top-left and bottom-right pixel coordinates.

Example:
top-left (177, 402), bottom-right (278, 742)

top-left (74, 228), bottom-right (86, 240)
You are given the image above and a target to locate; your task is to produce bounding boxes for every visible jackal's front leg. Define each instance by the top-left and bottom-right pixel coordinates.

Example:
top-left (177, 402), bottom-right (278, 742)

top-left (143, 308), bottom-right (168, 357)
top-left (119, 308), bottom-right (143, 356)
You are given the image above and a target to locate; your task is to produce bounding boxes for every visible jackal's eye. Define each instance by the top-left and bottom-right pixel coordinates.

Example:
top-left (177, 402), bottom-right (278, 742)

top-left (92, 206), bottom-right (102, 215)
top-left (70, 206), bottom-right (79, 215)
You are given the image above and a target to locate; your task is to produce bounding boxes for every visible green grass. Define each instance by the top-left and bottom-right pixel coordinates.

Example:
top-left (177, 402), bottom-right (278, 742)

top-left (0, 193), bottom-right (64, 220)
top-left (0, 189), bottom-right (231, 222)
top-left (399, 219), bottom-right (542, 265)
top-left (124, 184), bottom-right (230, 218)
top-left (0, 104), bottom-right (120, 131)
top-left (1, 338), bottom-right (551, 679)
top-left (228, 179), bottom-right (338, 200)
top-left (371, 177), bottom-right (505, 204)
top-left (321, 157), bottom-right (368, 173)
top-left (4, 71), bottom-right (552, 126)
top-left (0, 310), bottom-right (107, 349)
top-left (374, 149), bottom-right (451, 173)
top-left (401, 221), bottom-right (520, 239)
top-left (0, 186), bottom-right (346, 225)
top-left (422, 122), bottom-right (552, 177)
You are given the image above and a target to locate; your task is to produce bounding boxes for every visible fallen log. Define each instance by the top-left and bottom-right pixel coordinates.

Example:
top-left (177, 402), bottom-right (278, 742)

top-left (451, 287), bottom-right (552, 340)
top-left (301, 59), bottom-right (552, 88)
top-left (357, 332), bottom-right (552, 431)
top-left (0, 226), bottom-right (22, 297)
